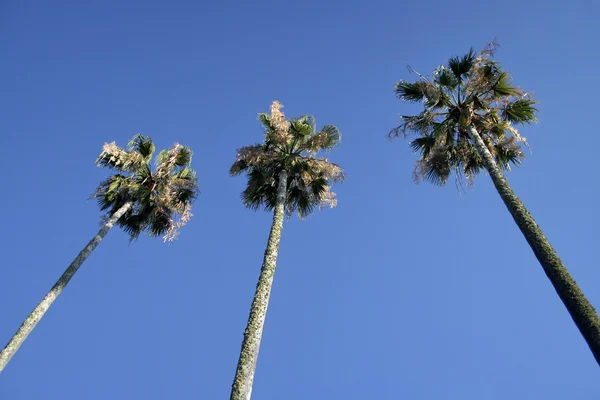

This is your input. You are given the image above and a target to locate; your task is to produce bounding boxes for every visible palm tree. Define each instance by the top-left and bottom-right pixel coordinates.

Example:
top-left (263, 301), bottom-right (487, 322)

top-left (229, 101), bottom-right (344, 399)
top-left (390, 43), bottom-right (600, 365)
top-left (0, 134), bottom-right (198, 374)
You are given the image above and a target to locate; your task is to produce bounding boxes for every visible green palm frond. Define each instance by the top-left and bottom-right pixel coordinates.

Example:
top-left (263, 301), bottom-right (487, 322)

top-left (493, 137), bottom-right (524, 170)
top-left (156, 145), bottom-right (192, 169)
top-left (292, 186), bottom-right (316, 219)
top-left (448, 48), bottom-right (475, 82)
top-left (95, 142), bottom-right (145, 174)
top-left (395, 80), bottom-right (450, 109)
top-left (395, 81), bottom-right (429, 102)
top-left (127, 134), bottom-right (155, 162)
top-left (409, 136), bottom-right (436, 157)
top-left (173, 167), bottom-right (195, 180)
top-left (240, 167), bottom-right (275, 211)
top-left (501, 99), bottom-right (538, 124)
top-left (392, 43), bottom-right (538, 188)
top-left (118, 203), bottom-right (151, 241)
top-left (155, 144), bottom-right (194, 181)
top-left (290, 116), bottom-right (315, 138)
top-left (148, 206), bottom-right (172, 237)
top-left (230, 159), bottom-right (248, 176)
top-left (491, 71), bottom-right (519, 97)
top-left (390, 110), bottom-right (443, 138)
top-left (232, 101), bottom-right (343, 218)
top-left (93, 175), bottom-right (132, 211)
top-left (174, 146), bottom-right (193, 167)
top-left (426, 89), bottom-right (452, 109)
top-left (422, 150), bottom-right (451, 186)
top-left (463, 153), bottom-right (483, 177)
top-left (301, 124), bottom-right (341, 153)
top-left (259, 112), bottom-right (274, 132)
top-left (434, 66), bottom-right (459, 90)
top-left (93, 135), bottom-right (199, 242)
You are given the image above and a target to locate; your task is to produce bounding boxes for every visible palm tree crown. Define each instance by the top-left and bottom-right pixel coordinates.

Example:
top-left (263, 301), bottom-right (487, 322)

top-left (93, 134), bottom-right (198, 241)
top-left (390, 43), bottom-right (538, 186)
top-left (230, 101), bottom-right (344, 217)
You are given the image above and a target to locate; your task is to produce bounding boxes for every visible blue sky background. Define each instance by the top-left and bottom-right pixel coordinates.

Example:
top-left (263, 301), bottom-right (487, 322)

top-left (1, 0), bottom-right (599, 398)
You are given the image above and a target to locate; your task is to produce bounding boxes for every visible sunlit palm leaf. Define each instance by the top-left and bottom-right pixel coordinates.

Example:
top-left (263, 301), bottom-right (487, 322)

top-left (392, 43), bottom-right (538, 187)
top-left (395, 81), bottom-right (428, 102)
top-left (448, 48), bottom-right (475, 82)
top-left (502, 99), bottom-right (537, 124)
top-left (232, 101), bottom-right (343, 218)
top-left (93, 135), bottom-right (198, 242)
top-left (127, 134), bottom-right (155, 162)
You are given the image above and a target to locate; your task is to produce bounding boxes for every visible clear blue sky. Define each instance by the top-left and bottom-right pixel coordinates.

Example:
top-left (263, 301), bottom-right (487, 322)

top-left (1, 0), bottom-right (599, 398)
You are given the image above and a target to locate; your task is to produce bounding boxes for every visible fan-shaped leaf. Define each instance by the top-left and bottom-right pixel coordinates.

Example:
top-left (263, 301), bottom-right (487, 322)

top-left (501, 99), bottom-right (538, 124)
top-left (448, 48), bottom-right (475, 82)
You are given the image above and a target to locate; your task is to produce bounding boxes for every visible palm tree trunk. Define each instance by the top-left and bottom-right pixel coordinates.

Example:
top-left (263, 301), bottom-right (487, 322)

top-left (467, 126), bottom-right (600, 365)
top-left (230, 169), bottom-right (288, 400)
top-left (0, 202), bottom-right (132, 374)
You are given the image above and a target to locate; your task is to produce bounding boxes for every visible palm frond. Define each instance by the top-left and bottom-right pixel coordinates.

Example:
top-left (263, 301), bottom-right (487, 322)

top-left (293, 187), bottom-right (316, 219)
top-left (95, 142), bottom-right (146, 173)
top-left (127, 134), bottom-right (155, 162)
top-left (494, 138), bottom-right (524, 170)
top-left (434, 66), bottom-right (459, 90)
top-left (389, 110), bottom-right (446, 138)
top-left (394, 81), bottom-right (429, 102)
top-left (92, 175), bottom-right (133, 210)
top-left (233, 101), bottom-right (343, 217)
top-left (289, 116), bottom-right (315, 138)
top-left (259, 112), bottom-right (274, 132)
top-left (155, 144), bottom-right (193, 179)
top-left (230, 144), bottom-right (268, 176)
top-left (95, 134), bottom-right (199, 242)
top-left (174, 145), bottom-right (193, 167)
top-left (422, 149), bottom-right (451, 186)
top-left (118, 201), bottom-right (154, 241)
top-left (501, 99), bottom-right (538, 124)
top-left (393, 44), bottom-right (538, 189)
top-left (301, 124), bottom-right (341, 153)
top-left (230, 160), bottom-right (248, 176)
top-left (173, 167), bottom-right (196, 180)
top-left (148, 206), bottom-right (172, 237)
top-left (409, 136), bottom-right (436, 157)
top-left (462, 153), bottom-right (483, 177)
top-left (448, 48), bottom-right (475, 82)
top-left (492, 71), bottom-right (519, 97)
top-left (240, 167), bottom-right (275, 211)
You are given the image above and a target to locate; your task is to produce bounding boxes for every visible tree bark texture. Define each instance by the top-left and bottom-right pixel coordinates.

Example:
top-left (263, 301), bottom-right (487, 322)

top-left (467, 126), bottom-right (600, 365)
top-left (0, 202), bottom-right (132, 374)
top-left (230, 170), bottom-right (288, 400)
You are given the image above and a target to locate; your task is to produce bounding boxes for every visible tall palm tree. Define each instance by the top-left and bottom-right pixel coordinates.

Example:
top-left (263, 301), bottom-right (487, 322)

top-left (229, 101), bottom-right (344, 399)
top-left (390, 43), bottom-right (600, 365)
top-left (0, 134), bottom-right (198, 374)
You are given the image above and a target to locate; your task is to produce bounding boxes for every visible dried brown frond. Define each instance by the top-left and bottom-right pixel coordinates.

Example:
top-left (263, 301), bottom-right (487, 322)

top-left (163, 202), bottom-right (193, 242)
top-left (96, 142), bottom-right (145, 172)
top-left (234, 145), bottom-right (269, 168)
top-left (302, 129), bottom-right (339, 153)
top-left (506, 123), bottom-right (531, 153)
top-left (269, 100), bottom-right (291, 145)
top-left (306, 158), bottom-right (345, 183)
top-left (155, 143), bottom-right (184, 178)
top-left (318, 186), bottom-right (338, 209)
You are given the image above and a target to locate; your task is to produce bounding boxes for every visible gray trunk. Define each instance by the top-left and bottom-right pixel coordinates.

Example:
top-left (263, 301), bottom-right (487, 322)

top-left (0, 202), bottom-right (132, 374)
top-left (230, 169), bottom-right (288, 400)
top-left (467, 126), bottom-right (600, 365)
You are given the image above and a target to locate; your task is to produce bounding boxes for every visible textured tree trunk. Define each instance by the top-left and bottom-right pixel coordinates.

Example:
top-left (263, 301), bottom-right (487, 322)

top-left (467, 126), bottom-right (600, 365)
top-left (230, 170), bottom-right (288, 400)
top-left (0, 202), bottom-right (132, 374)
